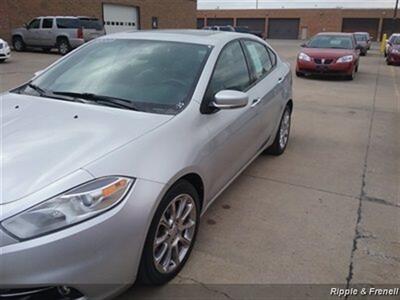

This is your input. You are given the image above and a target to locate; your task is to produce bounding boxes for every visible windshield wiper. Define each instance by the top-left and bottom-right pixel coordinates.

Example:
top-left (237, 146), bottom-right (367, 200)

top-left (52, 92), bottom-right (140, 111)
top-left (28, 83), bottom-right (47, 96)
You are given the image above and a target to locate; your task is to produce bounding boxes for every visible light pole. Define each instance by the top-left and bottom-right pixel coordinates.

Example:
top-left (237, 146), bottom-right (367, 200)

top-left (256, 0), bottom-right (259, 9)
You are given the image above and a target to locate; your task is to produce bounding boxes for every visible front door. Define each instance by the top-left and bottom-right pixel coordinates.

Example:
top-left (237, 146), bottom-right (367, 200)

top-left (202, 40), bottom-right (263, 200)
top-left (25, 18), bottom-right (41, 45)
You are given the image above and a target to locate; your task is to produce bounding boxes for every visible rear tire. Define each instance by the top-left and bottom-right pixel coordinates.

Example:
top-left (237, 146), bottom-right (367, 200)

top-left (138, 180), bottom-right (200, 285)
top-left (12, 36), bottom-right (25, 52)
top-left (266, 105), bottom-right (292, 156)
top-left (57, 38), bottom-right (71, 56)
top-left (296, 71), bottom-right (304, 77)
top-left (0, 59), bottom-right (5, 63)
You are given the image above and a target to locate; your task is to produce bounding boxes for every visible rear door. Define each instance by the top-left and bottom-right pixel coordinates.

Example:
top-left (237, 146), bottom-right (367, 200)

top-left (41, 18), bottom-right (54, 46)
top-left (242, 40), bottom-right (285, 146)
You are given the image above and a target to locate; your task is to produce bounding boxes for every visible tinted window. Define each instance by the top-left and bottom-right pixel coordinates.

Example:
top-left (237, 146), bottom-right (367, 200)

top-left (308, 35), bottom-right (354, 49)
top-left (30, 40), bottom-right (211, 115)
top-left (79, 18), bottom-right (103, 30)
top-left (392, 36), bottom-right (400, 45)
top-left (206, 41), bottom-right (251, 101)
top-left (355, 34), bottom-right (367, 42)
top-left (42, 18), bottom-right (53, 29)
top-left (56, 18), bottom-right (80, 29)
top-left (243, 40), bottom-right (273, 80)
top-left (29, 19), bottom-right (40, 29)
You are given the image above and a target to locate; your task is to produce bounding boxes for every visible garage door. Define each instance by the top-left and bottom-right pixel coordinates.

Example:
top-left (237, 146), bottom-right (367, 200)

top-left (381, 19), bottom-right (400, 40)
top-left (268, 19), bottom-right (300, 39)
top-left (207, 18), bottom-right (234, 27)
top-left (197, 18), bottom-right (205, 29)
top-left (342, 18), bottom-right (379, 40)
top-left (237, 18), bottom-right (266, 36)
top-left (103, 3), bottom-right (139, 34)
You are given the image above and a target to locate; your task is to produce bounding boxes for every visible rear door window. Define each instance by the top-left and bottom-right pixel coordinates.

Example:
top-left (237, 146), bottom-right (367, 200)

top-left (56, 18), bottom-right (80, 29)
top-left (42, 18), bottom-right (53, 29)
top-left (242, 40), bottom-right (273, 80)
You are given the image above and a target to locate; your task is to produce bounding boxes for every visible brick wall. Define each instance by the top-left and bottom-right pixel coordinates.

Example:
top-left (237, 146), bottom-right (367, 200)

top-left (0, 0), bottom-right (196, 42)
top-left (198, 9), bottom-right (397, 41)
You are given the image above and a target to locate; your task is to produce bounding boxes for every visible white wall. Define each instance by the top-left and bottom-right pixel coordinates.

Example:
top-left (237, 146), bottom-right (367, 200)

top-left (198, 0), bottom-right (397, 10)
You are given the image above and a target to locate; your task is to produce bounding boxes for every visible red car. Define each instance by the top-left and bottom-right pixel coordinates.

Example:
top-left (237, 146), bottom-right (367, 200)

top-left (296, 32), bottom-right (361, 80)
top-left (386, 35), bottom-right (400, 65)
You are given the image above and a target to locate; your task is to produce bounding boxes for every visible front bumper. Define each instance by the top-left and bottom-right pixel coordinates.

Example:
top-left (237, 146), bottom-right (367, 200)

top-left (297, 59), bottom-right (354, 75)
top-left (0, 46), bottom-right (11, 60)
top-left (0, 178), bottom-right (165, 300)
top-left (387, 52), bottom-right (400, 64)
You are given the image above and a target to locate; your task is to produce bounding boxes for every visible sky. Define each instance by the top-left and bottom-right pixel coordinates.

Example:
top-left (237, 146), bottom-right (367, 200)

top-left (197, 0), bottom-right (398, 10)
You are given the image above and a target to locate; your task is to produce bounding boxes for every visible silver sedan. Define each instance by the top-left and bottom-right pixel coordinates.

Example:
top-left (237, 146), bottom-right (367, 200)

top-left (0, 30), bottom-right (293, 299)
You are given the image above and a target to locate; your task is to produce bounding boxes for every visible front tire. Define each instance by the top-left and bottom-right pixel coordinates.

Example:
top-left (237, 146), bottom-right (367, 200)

top-left (138, 180), bottom-right (200, 285)
top-left (266, 105), bottom-right (292, 156)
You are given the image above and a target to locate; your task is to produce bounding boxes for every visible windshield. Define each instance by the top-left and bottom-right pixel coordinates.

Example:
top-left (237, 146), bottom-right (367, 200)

top-left (21, 39), bottom-right (211, 114)
top-left (392, 36), bottom-right (400, 45)
top-left (308, 35), bottom-right (354, 49)
top-left (355, 34), bottom-right (367, 42)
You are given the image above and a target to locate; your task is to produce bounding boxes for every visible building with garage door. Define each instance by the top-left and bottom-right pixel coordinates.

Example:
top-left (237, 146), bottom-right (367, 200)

top-left (0, 0), bottom-right (196, 43)
top-left (197, 0), bottom-right (399, 41)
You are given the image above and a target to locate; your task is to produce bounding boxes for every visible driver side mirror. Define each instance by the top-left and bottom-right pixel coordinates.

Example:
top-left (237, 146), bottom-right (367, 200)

top-left (24, 23), bottom-right (29, 29)
top-left (300, 42), bottom-right (308, 48)
top-left (355, 44), bottom-right (363, 50)
top-left (212, 90), bottom-right (249, 110)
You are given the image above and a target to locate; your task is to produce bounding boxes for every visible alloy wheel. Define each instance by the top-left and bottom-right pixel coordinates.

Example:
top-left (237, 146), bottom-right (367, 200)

top-left (279, 110), bottom-right (291, 150)
top-left (153, 194), bottom-right (197, 274)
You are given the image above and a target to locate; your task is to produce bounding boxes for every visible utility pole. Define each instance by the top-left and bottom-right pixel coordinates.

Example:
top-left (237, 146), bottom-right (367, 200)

top-left (393, 0), bottom-right (399, 36)
top-left (256, 0), bottom-right (259, 9)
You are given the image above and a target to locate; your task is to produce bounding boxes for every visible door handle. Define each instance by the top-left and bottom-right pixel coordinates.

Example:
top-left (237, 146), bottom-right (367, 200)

top-left (278, 77), bottom-right (284, 83)
top-left (251, 98), bottom-right (262, 108)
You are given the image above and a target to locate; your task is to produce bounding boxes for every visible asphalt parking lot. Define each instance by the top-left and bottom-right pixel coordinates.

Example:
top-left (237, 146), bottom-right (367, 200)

top-left (1, 40), bottom-right (399, 298)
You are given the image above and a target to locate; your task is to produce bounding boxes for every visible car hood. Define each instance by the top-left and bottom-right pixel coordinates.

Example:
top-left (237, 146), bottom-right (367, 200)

top-left (1, 93), bottom-right (173, 204)
top-left (391, 44), bottom-right (400, 50)
top-left (301, 47), bottom-right (354, 58)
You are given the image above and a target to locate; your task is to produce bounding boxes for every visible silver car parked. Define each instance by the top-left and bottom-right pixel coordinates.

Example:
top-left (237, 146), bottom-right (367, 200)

top-left (1, 30), bottom-right (293, 300)
top-left (12, 16), bottom-right (105, 55)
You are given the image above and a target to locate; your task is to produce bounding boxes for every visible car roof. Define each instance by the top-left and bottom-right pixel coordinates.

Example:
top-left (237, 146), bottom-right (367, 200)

top-left (40, 16), bottom-right (76, 18)
top-left (316, 32), bottom-right (354, 37)
top-left (100, 29), bottom-right (257, 46)
top-left (354, 32), bottom-right (369, 35)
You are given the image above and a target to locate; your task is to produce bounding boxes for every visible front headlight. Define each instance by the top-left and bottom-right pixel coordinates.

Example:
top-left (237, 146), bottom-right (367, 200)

top-left (2, 176), bottom-right (134, 240)
top-left (337, 55), bottom-right (354, 63)
top-left (298, 52), bottom-right (311, 62)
